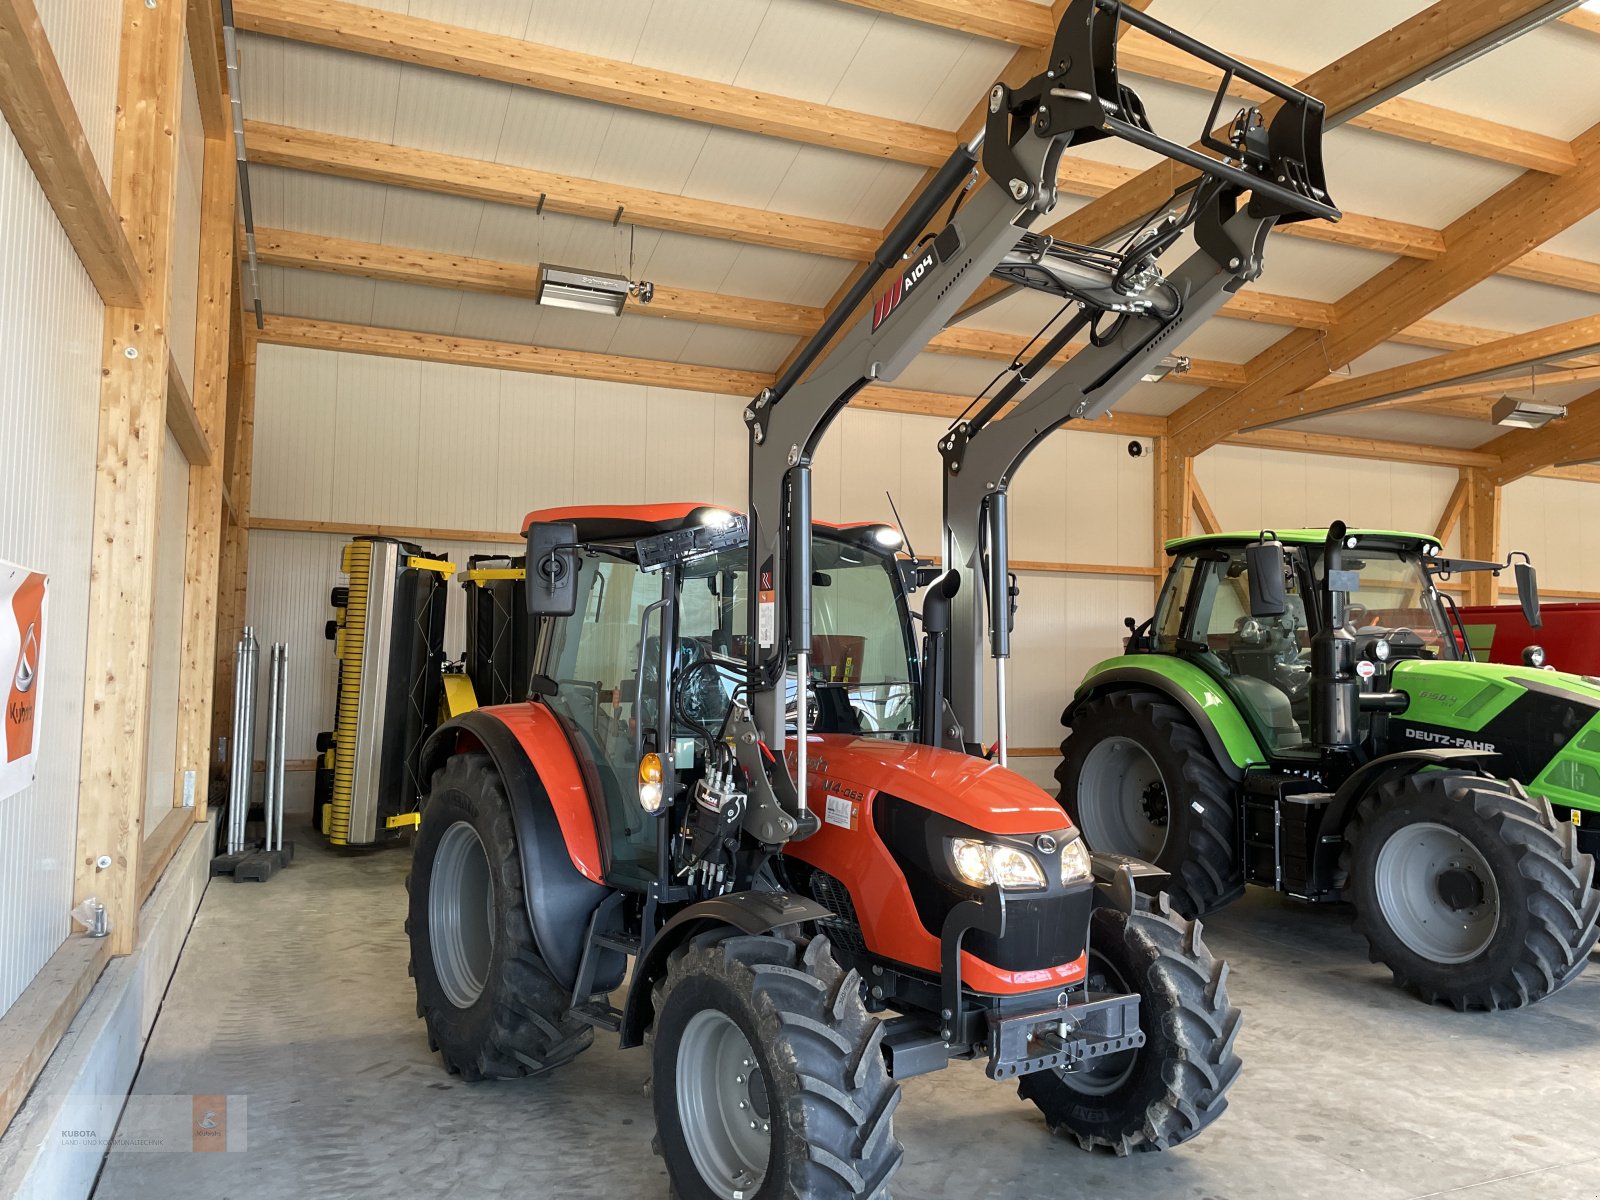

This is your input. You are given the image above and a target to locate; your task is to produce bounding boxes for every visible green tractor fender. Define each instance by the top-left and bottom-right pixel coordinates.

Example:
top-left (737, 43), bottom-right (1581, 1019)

top-left (1066, 657), bottom-right (1268, 780)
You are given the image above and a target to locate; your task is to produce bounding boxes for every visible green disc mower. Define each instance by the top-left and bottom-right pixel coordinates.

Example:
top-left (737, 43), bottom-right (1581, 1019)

top-left (1060, 521), bottom-right (1600, 1010)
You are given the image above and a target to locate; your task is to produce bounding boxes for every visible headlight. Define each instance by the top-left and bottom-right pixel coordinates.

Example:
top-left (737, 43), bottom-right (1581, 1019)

top-left (1523, 644), bottom-right (1546, 668)
top-left (1060, 837), bottom-right (1092, 884)
top-left (1374, 637), bottom-right (1390, 662)
top-left (638, 752), bottom-right (664, 813)
top-left (948, 838), bottom-right (1046, 889)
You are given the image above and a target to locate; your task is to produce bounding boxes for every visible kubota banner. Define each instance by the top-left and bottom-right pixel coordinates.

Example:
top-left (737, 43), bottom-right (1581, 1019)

top-left (1, 560), bottom-right (47, 803)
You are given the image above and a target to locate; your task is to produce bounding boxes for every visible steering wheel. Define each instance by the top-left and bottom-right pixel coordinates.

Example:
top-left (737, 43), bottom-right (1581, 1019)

top-left (1346, 602), bottom-right (1370, 629)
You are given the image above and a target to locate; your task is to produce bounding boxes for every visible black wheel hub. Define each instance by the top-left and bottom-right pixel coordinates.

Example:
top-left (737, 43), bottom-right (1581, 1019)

top-left (1140, 781), bottom-right (1169, 827)
top-left (1436, 865), bottom-right (1486, 913)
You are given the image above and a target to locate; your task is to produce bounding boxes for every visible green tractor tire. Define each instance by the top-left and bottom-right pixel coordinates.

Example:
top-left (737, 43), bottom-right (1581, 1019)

top-left (1343, 771), bottom-right (1600, 1011)
top-left (1058, 691), bottom-right (1243, 917)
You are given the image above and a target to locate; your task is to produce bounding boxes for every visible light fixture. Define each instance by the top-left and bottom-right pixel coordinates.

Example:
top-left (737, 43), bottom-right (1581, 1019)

top-left (536, 264), bottom-right (635, 316)
top-left (698, 508), bottom-right (737, 529)
top-left (1142, 355), bottom-right (1190, 383)
top-left (1340, 3), bottom-right (1587, 120)
top-left (1492, 394), bottom-right (1567, 429)
top-left (871, 525), bottom-right (904, 549)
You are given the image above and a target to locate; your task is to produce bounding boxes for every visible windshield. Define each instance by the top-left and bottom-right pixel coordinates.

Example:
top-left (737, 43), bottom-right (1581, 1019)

top-left (676, 534), bottom-right (918, 739)
top-left (1333, 548), bottom-right (1452, 654)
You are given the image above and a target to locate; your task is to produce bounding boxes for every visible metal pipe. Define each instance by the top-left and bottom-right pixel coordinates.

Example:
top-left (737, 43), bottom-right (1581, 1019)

top-left (995, 657), bottom-right (1009, 770)
top-left (227, 635), bottom-right (246, 853)
top-left (239, 629), bottom-right (258, 852)
top-left (262, 642), bottom-right (281, 853)
top-left (794, 651), bottom-right (809, 817)
top-left (273, 645), bottom-right (289, 852)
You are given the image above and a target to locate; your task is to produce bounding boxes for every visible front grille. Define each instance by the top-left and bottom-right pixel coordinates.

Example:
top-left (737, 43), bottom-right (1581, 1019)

top-left (966, 891), bottom-right (1092, 973)
top-left (808, 870), bottom-right (868, 955)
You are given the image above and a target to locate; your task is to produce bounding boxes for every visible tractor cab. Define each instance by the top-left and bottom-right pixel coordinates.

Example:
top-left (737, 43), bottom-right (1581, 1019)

top-left (1147, 529), bottom-right (1461, 756)
top-left (521, 502), bottom-right (921, 889)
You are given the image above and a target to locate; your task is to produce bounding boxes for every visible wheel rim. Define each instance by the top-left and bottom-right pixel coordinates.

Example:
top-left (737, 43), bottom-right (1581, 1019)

top-left (1372, 821), bottom-right (1500, 964)
top-left (1060, 951), bottom-right (1139, 1095)
top-left (1076, 736), bottom-right (1169, 860)
top-left (429, 821), bottom-right (495, 1008)
top-left (676, 1010), bottom-right (771, 1199)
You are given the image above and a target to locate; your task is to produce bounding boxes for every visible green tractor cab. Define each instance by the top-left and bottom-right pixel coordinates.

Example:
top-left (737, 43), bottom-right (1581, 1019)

top-left (1062, 522), bottom-right (1600, 1011)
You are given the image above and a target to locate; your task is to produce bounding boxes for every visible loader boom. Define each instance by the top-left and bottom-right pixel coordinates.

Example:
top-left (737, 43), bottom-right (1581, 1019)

top-left (740, 0), bottom-right (1337, 832)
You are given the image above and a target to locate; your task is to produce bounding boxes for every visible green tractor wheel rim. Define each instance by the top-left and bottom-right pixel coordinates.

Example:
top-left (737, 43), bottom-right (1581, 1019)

top-left (1077, 736), bottom-right (1169, 861)
top-left (677, 1009), bottom-right (771, 1199)
top-left (429, 821), bottom-right (495, 1008)
top-left (1373, 821), bottom-right (1500, 965)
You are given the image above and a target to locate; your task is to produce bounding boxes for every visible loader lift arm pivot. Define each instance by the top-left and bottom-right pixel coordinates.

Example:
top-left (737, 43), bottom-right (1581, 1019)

top-left (741, 0), bottom-right (1337, 838)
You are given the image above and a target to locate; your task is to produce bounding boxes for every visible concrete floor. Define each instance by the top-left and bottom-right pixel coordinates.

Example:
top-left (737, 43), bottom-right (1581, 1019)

top-left (93, 829), bottom-right (1600, 1200)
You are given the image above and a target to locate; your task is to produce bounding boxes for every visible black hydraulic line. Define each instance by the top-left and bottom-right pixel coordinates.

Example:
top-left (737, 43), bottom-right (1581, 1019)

top-left (963, 308), bottom-right (1092, 435)
top-left (770, 140), bottom-right (980, 403)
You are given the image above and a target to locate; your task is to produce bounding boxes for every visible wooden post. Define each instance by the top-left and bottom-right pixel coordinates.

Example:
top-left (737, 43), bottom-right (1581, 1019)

top-left (74, 0), bottom-right (188, 956)
top-left (1153, 436), bottom-right (1192, 596)
top-left (172, 133), bottom-right (238, 821)
top-left (211, 332), bottom-right (257, 759)
top-left (1460, 467), bottom-right (1501, 606)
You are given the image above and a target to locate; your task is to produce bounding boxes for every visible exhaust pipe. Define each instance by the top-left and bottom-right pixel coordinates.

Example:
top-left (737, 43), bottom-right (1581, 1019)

top-left (1311, 523), bottom-right (1360, 749)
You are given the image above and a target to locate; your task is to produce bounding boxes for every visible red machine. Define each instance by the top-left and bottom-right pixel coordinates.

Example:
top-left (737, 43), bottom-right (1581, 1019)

top-left (1459, 602), bottom-right (1600, 672)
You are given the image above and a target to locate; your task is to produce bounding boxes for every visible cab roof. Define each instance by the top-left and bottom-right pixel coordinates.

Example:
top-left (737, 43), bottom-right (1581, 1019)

top-left (523, 503), bottom-right (899, 544)
top-left (1165, 528), bottom-right (1434, 553)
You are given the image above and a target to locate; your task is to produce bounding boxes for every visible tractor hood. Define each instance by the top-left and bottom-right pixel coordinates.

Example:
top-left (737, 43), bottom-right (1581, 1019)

top-left (793, 733), bottom-right (1069, 836)
top-left (1388, 659), bottom-right (1600, 812)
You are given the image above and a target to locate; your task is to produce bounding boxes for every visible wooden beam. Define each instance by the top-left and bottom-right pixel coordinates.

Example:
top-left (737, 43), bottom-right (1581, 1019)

top-left (1488, 386), bottom-right (1600, 483)
top-left (1256, 313), bottom-right (1600, 427)
top-left (173, 134), bottom-right (239, 827)
top-left (1434, 472), bottom-right (1471, 544)
top-left (256, 225), bottom-right (1274, 376)
top-left (0, 0), bottom-right (142, 306)
top-left (165, 352), bottom-right (212, 465)
top-left (1154, 435), bottom-right (1192, 557)
top-left (1171, 119), bottom-right (1600, 453)
top-left (1460, 467), bottom-right (1501, 604)
top-left (1560, 8), bottom-right (1600, 36)
top-left (245, 122), bottom-right (879, 261)
top-left (138, 807), bottom-right (194, 902)
top-left (76, 0), bottom-right (188, 958)
top-left (1190, 474), bottom-right (1221, 534)
top-left (1220, 427), bottom-right (1500, 469)
top-left (0, 935), bottom-right (110, 1137)
top-left (235, 0), bottom-right (952, 167)
top-left (1501, 250), bottom-right (1600, 296)
top-left (1114, 26), bottom-right (1576, 175)
top-left (211, 332), bottom-right (256, 758)
top-left (255, 315), bottom-right (772, 396)
top-left (1534, 463), bottom-right (1600, 484)
top-left (185, 0), bottom-right (227, 138)
top-left (833, 0), bottom-right (1053, 45)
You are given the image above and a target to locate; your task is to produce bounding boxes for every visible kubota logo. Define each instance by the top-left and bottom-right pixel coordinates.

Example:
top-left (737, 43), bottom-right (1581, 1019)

top-left (14, 622), bottom-right (36, 693)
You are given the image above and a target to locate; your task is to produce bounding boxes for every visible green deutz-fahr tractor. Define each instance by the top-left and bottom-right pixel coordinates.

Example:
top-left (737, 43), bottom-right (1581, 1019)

top-left (1059, 522), bottom-right (1600, 1010)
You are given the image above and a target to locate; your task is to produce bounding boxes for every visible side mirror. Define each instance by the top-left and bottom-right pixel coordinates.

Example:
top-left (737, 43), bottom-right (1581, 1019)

top-left (525, 521), bottom-right (578, 616)
top-left (1513, 560), bottom-right (1542, 630)
top-left (1245, 542), bottom-right (1287, 617)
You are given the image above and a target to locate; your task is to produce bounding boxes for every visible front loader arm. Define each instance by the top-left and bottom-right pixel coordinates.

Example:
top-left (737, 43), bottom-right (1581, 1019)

top-left (740, 0), bottom-right (1338, 832)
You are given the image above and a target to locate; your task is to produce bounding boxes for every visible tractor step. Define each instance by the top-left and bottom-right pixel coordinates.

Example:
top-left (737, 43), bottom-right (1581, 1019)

top-left (1242, 774), bottom-right (1333, 899)
top-left (570, 1000), bottom-right (624, 1033)
top-left (592, 932), bottom-right (640, 956)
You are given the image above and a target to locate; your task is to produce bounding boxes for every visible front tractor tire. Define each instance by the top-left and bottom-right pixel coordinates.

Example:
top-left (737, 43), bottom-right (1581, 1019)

top-left (1059, 691), bottom-right (1241, 917)
top-left (1018, 894), bottom-right (1241, 1155)
top-left (1344, 771), bottom-right (1600, 1011)
top-left (406, 752), bottom-right (593, 1080)
top-left (649, 930), bottom-right (902, 1200)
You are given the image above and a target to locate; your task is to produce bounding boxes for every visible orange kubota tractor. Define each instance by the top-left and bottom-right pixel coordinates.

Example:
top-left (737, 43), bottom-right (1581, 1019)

top-left (404, 2), bottom-right (1339, 1193)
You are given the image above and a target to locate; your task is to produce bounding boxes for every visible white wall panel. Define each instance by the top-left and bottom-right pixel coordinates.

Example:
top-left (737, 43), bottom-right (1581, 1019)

top-left (0, 116), bottom-right (106, 1018)
top-left (32, 0), bottom-right (123, 184)
top-left (1194, 445), bottom-right (1463, 556)
top-left (1502, 476), bottom-right (1600, 596)
top-left (166, 43), bottom-right (205, 394)
top-left (143, 433), bottom-right (190, 834)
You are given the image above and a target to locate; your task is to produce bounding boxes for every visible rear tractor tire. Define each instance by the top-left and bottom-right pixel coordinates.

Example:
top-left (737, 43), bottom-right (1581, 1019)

top-left (648, 930), bottom-right (902, 1200)
top-left (406, 751), bottom-right (593, 1080)
top-left (1018, 894), bottom-right (1241, 1155)
top-left (1343, 771), bottom-right (1600, 1011)
top-left (1059, 691), bottom-right (1242, 917)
